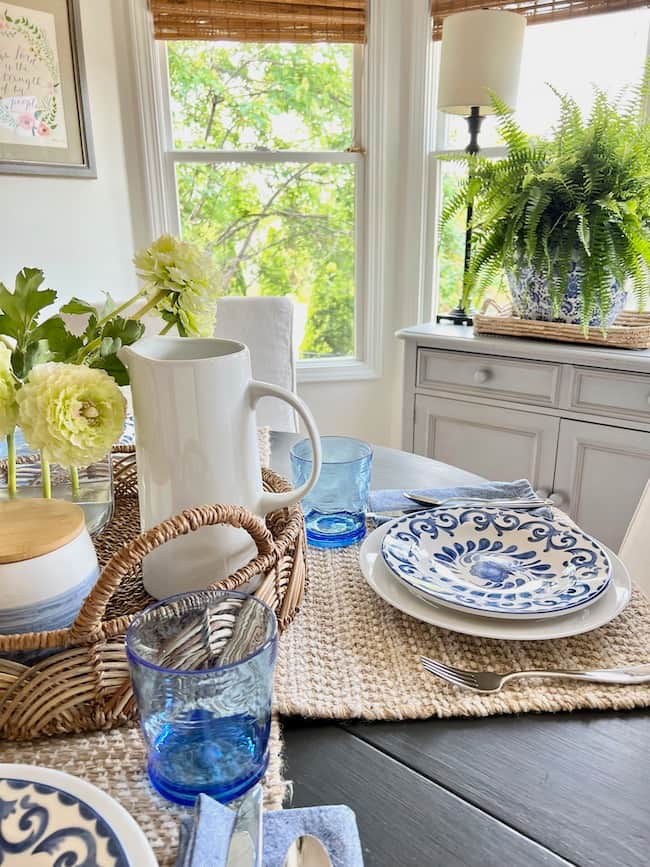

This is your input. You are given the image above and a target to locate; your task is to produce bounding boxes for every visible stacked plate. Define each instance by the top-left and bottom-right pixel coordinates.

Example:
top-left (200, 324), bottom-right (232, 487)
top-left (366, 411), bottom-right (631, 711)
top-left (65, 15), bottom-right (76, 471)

top-left (360, 506), bottom-right (632, 640)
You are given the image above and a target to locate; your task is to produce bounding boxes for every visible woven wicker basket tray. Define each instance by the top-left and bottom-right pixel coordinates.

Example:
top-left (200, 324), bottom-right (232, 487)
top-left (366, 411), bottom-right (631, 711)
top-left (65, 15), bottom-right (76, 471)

top-left (0, 446), bottom-right (307, 741)
top-left (473, 308), bottom-right (650, 350)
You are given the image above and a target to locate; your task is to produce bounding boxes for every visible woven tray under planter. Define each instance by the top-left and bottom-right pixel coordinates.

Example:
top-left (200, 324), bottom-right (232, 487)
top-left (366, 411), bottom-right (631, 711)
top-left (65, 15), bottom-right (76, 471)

top-left (473, 306), bottom-right (650, 350)
top-left (0, 446), bottom-right (307, 741)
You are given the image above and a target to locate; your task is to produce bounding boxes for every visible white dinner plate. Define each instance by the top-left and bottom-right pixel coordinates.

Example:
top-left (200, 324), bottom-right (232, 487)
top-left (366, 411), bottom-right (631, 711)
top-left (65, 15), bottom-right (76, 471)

top-left (361, 522), bottom-right (631, 640)
top-left (381, 506), bottom-right (612, 619)
top-left (0, 764), bottom-right (157, 866)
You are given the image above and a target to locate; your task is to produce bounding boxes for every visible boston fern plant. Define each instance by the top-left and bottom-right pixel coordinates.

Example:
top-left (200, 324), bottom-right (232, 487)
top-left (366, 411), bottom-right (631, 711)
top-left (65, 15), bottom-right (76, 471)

top-left (440, 63), bottom-right (650, 329)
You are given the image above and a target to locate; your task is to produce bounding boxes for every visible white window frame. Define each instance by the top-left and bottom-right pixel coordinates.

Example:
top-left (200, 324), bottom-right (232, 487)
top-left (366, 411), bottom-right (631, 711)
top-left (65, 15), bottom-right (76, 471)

top-left (126, 0), bottom-right (394, 383)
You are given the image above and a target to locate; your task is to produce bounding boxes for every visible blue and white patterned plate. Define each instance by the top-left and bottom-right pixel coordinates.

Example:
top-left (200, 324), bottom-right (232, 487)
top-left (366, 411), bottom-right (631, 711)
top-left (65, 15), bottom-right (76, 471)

top-left (381, 507), bottom-right (612, 619)
top-left (0, 765), bottom-right (156, 866)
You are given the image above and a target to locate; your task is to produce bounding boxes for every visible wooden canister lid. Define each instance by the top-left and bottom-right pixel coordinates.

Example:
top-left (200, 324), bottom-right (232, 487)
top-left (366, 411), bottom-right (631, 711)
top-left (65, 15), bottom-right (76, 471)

top-left (0, 499), bottom-right (86, 564)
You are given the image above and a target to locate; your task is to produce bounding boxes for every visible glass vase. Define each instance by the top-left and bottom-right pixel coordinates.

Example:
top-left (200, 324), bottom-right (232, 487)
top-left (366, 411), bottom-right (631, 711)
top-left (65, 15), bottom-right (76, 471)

top-left (0, 428), bottom-right (114, 537)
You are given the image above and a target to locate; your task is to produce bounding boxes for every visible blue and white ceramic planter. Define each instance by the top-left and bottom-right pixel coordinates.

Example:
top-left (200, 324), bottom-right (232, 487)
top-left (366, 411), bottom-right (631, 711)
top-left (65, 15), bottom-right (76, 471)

top-left (508, 258), bottom-right (627, 327)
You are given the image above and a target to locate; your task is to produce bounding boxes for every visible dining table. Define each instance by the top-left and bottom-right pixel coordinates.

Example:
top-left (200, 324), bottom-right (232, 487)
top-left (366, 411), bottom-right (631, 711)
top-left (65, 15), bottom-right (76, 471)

top-left (270, 431), bottom-right (650, 867)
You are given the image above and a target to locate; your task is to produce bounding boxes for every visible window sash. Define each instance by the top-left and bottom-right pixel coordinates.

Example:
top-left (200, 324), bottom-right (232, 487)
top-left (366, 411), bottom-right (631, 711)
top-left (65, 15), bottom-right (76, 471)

top-left (160, 43), bottom-right (366, 365)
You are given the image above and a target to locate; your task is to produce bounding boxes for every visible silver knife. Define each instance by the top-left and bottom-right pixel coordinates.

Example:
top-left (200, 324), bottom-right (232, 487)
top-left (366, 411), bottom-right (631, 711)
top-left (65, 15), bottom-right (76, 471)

top-left (402, 492), bottom-right (552, 509)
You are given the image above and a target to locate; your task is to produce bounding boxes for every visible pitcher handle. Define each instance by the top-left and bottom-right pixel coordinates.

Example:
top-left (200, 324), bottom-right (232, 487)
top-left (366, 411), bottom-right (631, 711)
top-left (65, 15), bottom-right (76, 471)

top-left (248, 380), bottom-right (321, 513)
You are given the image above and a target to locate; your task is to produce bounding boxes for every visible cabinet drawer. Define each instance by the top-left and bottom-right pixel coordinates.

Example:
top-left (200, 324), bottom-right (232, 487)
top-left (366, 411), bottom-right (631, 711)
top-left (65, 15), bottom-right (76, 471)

top-left (416, 349), bottom-right (561, 407)
top-left (568, 367), bottom-right (650, 423)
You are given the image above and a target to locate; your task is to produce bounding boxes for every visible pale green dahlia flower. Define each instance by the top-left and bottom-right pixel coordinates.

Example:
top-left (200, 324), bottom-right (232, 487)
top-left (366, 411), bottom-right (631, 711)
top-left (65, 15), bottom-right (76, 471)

top-left (0, 342), bottom-right (11, 370)
top-left (17, 363), bottom-right (126, 467)
top-left (0, 365), bottom-right (18, 439)
top-left (133, 233), bottom-right (220, 337)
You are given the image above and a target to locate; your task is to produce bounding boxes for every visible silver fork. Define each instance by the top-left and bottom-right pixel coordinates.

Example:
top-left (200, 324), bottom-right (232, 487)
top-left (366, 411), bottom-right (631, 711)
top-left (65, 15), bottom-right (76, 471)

top-left (421, 656), bottom-right (650, 693)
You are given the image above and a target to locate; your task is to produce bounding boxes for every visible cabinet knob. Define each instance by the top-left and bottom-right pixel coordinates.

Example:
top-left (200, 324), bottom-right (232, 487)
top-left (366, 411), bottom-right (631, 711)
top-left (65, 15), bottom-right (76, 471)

top-left (473, 368), bottom-right (491, 385)
top-left (548, 491), bottom-right (565, 508)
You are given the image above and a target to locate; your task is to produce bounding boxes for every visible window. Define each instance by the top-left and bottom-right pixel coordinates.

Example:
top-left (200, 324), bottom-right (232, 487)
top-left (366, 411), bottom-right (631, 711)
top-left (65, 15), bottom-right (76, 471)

top-left (158, 40), bottom-right (365, 364)
top-left (432, 9), bottom-right (650, 316)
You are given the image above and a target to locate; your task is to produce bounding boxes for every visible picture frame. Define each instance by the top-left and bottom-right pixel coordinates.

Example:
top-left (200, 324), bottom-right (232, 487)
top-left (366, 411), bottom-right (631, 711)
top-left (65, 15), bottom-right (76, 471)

top-left (0, 0), bottom-right (95, 177)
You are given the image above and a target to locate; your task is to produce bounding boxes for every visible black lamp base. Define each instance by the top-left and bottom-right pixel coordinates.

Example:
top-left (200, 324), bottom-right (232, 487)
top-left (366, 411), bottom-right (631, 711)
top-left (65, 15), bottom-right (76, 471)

top-left (436, 306), bottom-right (473, 326)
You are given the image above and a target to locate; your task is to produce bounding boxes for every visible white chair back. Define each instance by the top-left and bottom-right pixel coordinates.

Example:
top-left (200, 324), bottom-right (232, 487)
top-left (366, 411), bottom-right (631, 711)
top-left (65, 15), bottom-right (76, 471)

top-left (214, 296), bottom-right (298, 432)
top-left (619, 478), bottom-right (650, 597)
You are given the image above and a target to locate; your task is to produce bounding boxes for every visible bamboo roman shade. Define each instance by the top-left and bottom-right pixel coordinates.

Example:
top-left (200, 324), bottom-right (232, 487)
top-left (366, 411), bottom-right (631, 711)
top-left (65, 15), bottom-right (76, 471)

top-left (150, 0), bottom-right (367, 42)
top-left (432, 0), bottom-right (649, 40)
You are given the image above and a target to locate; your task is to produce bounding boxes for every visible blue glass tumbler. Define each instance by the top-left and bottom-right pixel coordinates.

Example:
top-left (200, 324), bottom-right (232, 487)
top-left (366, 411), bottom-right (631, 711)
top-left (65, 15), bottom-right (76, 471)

top-left (126, 590), bottom-right (277, 807)
top-left (290, 436), bottom-right (372, 548)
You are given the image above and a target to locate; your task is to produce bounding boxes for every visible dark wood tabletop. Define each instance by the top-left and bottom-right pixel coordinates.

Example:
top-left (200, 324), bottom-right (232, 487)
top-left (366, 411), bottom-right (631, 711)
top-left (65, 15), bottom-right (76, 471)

top-left (270, 432), bottom-right (650, 867)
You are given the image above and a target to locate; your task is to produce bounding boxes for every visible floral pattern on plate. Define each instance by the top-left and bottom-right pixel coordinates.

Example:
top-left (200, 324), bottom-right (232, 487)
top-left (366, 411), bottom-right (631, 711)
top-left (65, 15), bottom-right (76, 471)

top-left (381, 506), bottom-right (612, 619)
top-left (0, 778), bottom-right (128, 866)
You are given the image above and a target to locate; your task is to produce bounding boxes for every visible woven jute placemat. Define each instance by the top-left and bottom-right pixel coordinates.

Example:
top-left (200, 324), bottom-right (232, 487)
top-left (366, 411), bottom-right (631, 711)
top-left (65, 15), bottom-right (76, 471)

top-left (0, 719), bottom-right (286, 867)
top-left (274, 541), bottom-right (650, 720)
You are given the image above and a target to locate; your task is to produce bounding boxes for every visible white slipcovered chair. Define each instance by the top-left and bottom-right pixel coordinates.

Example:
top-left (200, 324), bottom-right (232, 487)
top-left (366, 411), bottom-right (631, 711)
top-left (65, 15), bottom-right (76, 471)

top-left (619, 478), bottom-right (650, 597)
top-left (214, 296), bottom-right (298, 432)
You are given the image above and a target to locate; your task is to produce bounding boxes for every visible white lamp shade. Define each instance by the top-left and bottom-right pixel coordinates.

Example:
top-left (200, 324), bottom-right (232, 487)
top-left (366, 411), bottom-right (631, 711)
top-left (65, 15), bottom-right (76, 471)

top-left (437, 10), bottom-right (526, 116)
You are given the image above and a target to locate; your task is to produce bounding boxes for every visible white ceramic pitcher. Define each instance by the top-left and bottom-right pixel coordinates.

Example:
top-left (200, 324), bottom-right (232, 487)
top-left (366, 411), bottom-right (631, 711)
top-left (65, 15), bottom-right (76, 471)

top-left (118, 336), bottom-right (321, 599)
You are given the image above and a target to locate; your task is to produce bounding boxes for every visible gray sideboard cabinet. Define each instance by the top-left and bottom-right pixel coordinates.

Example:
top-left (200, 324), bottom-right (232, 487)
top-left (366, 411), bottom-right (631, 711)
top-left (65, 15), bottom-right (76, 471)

top-left (397, 323), bottom-right (650, 551)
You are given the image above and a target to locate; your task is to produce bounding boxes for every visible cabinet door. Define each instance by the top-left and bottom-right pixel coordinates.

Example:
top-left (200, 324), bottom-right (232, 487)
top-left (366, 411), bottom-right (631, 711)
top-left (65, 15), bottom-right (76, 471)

top-left (413, 395), bottom-right (559, 492)
top-left (554, 420), bottom-right (650, 551)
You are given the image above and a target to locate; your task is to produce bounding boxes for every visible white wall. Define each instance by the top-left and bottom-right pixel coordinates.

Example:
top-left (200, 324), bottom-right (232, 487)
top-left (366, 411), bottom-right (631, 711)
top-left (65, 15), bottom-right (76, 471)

top-left (0, 0), bottom-right (137, 303)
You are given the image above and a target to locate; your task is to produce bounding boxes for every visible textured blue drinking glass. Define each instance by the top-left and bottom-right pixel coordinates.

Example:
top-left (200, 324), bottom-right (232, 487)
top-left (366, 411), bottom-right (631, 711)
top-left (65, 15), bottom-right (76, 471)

top-left (290, 436), bottom-right (373, 548)
top-left (126, 590), bottom-right (277, 807)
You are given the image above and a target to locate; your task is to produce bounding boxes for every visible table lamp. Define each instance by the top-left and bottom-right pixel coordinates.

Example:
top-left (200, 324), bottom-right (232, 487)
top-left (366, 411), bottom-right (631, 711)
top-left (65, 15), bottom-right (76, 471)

top-left (436, 9), bottom-right (526, 326)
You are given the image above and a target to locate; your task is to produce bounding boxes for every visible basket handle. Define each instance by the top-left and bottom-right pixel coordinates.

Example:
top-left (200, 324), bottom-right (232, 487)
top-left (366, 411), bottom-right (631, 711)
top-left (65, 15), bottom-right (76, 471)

top-left (68, 504), bottom-right (275, 644)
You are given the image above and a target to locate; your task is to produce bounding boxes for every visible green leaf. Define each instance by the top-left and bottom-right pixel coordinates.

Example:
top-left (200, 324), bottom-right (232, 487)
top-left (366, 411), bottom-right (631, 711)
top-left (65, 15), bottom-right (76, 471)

top-left (100, 316), bottom-right (145, 347)
top-left (100, 335), bottom-right (121, 357)
top-left (14, 268), bottom-right (57, 324)
top-left (59, 297), bottom-right (98, 316)
top-left (31, 316), bottom-right (84, 360)
top-left (12, 340), bottom-right (51, 379)
top-left (98, 292), bottom-right (117, 320)
top-left (83, 313), bottom-right (99, 343)
top-left (0, 313), bottom-right (20, 340)
top-left (89, 353), bottom-right (130, 386)
top-left (0, 269), bottom-right (57, 349)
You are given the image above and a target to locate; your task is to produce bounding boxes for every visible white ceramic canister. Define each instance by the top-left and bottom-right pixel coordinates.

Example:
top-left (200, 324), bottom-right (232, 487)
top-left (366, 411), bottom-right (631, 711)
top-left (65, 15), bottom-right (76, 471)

top-left (0, 499), bottom-right (99, 636)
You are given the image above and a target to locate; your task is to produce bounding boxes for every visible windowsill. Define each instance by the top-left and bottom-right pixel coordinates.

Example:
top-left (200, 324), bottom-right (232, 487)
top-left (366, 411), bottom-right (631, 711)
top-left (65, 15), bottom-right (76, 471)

top-left (297, 357), bottom-right (381, 383)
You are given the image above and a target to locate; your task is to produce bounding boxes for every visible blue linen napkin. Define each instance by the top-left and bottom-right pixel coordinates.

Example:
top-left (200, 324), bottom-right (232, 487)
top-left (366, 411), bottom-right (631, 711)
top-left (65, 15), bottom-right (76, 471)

top-left (176, 794), bottom-right (237, 867)
top-left (264, 806), bottom-right (363, 867)
top-left (368, 478), bottom-right (537, 517)
top-left (175, 795), bottom-right (364, 867)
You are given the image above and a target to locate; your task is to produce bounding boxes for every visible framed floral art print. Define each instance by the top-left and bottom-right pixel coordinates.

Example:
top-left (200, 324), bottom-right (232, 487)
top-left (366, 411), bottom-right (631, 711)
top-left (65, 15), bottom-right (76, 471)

top-left (0, 0), bottom-right (95, 176)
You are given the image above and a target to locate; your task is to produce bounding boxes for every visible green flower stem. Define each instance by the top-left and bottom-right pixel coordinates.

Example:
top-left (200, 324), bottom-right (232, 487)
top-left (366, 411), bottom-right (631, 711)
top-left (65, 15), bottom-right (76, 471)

top-left (129, 290), bottom-right (167, 321)
top-left (6, 431), bottom-right (16, 497)
top-left (40, 454), bottom-right (51, 499)
top-left (95, 290), bottom-right (147, 327)
top-left (158, 320), bottom-right (174, 335)
top-left (70, 466), bottom-right (80, 497)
